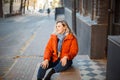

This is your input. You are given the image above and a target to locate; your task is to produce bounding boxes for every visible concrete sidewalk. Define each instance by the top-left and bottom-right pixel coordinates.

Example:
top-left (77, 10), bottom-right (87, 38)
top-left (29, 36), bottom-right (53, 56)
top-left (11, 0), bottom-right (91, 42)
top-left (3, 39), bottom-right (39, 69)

top-left (2, 14), bottom-right (55, 80)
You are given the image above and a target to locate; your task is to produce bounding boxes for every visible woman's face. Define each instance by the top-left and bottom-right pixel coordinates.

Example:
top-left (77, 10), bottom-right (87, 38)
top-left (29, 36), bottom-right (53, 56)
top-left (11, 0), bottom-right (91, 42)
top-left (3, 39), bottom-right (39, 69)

top-left (56, 22), bottom-right (66, 34)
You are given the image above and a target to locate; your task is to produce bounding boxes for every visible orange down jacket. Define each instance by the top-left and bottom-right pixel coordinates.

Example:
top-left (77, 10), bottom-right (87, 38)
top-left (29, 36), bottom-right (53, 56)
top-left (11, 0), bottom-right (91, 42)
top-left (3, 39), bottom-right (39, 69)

top-left (44, 33), bottom-right (79, 62)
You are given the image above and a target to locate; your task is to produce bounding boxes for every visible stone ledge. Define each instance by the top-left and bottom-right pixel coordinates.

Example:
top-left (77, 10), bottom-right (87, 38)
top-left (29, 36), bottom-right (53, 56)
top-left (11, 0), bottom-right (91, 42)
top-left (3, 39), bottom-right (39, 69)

top-left (52, 59), bottom-right (81, 80)
top-left (32, 57), bottom-right (81, 80)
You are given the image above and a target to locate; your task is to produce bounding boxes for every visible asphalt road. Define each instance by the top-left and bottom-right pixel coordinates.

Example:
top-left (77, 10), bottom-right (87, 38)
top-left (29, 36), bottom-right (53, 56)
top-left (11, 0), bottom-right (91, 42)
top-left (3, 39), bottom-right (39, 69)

top-left (0, 13), bottom-right (55, 77)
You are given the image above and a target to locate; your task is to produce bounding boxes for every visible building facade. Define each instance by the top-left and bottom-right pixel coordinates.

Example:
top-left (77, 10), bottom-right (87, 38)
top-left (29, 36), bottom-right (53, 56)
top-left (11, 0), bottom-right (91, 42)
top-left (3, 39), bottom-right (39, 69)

top-left (63, 0), bottom-right (120, 59)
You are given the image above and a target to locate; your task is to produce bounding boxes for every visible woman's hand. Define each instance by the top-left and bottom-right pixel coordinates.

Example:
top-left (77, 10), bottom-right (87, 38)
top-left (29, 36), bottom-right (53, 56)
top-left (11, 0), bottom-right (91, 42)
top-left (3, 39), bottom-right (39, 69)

top-left (60, 56), bottom-right (68, 66)
top-left (41, 59), bottom-right (49, 69)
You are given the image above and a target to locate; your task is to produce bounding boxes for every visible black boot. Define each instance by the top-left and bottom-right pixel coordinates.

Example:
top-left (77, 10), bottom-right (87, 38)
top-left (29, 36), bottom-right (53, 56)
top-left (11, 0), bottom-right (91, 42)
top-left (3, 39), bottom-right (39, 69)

top-left (44, 68), bottom-right (55, 80)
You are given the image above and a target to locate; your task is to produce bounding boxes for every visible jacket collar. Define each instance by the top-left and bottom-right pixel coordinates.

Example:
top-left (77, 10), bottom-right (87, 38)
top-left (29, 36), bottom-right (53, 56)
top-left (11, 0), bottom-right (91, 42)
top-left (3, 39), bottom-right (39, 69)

top-left (51, 33), bottom-right (74, 40)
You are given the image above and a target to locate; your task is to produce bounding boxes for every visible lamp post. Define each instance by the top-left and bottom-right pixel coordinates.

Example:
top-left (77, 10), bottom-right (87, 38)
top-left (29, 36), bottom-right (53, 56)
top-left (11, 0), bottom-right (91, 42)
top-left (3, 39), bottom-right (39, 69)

top-left (72, 0), bottom-right (76, 34)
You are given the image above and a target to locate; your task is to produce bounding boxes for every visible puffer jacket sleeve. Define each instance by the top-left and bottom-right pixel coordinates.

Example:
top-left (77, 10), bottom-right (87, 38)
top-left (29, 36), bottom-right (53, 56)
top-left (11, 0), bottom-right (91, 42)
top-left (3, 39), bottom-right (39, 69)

top-left (68, 36), bottom-right (79, 60)
top-left (43, 36), bottom-right (53, 61)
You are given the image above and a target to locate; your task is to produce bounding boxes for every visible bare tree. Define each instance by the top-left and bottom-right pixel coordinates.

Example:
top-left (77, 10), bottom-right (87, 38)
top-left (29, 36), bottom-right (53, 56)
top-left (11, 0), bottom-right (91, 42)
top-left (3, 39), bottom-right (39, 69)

top-left (20, 0), bottom-right (30, 14)
top-left (33, 0), bottom-right (36, 10)
top-left (27, 0), bottom-right (29, 10)
top-left (20, 0), bottom-right (23, 13)
top-left (23, 0), bottom-right (27, 13)
top-left (0, 0), bottom-right (3, 17)
top-left (10, 0), bottom-right (14, 14)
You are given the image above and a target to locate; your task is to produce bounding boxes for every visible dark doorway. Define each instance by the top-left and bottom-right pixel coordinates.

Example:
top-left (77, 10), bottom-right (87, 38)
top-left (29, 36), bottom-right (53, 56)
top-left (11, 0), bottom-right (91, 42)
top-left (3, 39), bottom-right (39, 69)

top-left (109, 0), bottom-right (120, 35)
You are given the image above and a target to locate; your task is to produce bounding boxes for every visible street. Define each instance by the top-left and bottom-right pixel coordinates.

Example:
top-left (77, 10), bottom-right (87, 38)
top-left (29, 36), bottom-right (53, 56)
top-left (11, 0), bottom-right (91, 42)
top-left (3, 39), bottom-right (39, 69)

top-left (0, 13), bottom-right (55, 79)
top-left (0, 12), bottom-right (106, 80)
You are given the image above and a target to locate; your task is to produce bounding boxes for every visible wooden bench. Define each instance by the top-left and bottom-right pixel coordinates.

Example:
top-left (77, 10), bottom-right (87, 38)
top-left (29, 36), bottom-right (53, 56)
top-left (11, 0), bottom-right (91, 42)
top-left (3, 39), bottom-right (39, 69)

top-left (51, 59), bottom-right (81, 80)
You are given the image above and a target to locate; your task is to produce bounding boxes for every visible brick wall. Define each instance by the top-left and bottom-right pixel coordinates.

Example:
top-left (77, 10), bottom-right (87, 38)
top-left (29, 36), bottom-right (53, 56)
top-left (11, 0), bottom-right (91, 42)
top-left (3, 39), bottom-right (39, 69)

top-left (97, 0), bottom-right (109, 24)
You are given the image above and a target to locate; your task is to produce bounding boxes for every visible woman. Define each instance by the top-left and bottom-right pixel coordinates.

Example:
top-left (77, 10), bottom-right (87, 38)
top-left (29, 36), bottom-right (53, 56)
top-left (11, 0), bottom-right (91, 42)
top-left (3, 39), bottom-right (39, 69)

top-left (37, 20), bottom-right (79, 80)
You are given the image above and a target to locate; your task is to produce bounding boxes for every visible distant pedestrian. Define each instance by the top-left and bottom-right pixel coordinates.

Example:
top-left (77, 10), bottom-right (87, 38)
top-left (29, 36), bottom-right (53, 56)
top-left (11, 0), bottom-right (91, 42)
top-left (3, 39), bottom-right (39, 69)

top-left (47, 8), bottom-right (50, 16)
top-left (37, 20), bottom-right (79, 80)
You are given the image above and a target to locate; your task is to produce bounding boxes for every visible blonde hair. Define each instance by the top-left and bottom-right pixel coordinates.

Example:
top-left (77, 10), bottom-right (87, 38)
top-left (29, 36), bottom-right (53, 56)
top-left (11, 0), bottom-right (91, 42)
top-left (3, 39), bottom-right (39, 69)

top-left (53, 20), bottom-right (72, 34)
